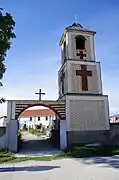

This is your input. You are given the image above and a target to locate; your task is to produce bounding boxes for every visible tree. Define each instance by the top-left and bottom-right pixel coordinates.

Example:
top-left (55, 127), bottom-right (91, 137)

top-left (0, 8), bottom-right (16, 102)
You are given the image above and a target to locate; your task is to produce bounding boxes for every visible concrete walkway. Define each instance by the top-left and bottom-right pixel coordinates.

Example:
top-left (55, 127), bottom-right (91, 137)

top-left (0, 157), bottom-right (119, 180)
top-left (16, 131), bottom-right (63, 157)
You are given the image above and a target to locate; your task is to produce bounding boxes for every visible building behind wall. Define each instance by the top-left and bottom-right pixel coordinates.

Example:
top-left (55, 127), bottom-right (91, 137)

top-left (18, 109), bottom-right (55, 130)
top-left (110, 114), bottom-right (119, 123)
top-left (0, 116), bottom-right (7, 127)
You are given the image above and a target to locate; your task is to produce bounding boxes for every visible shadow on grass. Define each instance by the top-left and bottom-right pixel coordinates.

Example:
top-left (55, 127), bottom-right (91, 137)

top-left (0, 165), bottom-right (60, 172)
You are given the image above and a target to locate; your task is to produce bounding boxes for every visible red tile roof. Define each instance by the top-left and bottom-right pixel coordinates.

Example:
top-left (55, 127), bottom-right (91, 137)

top-left (20, 109), bottom-right (55, 117)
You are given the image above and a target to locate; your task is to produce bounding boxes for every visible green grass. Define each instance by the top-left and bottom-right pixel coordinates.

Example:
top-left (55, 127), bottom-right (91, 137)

top-left (28, 129), bottom-right (42, 136)
top-left (0, 151), bottom-right (65, 164)
top-left (66, 145), bottom-right (119, 158)
top-left (8, 154), bottom-right (66, 163)
top-left (1, 145), bottom-right (119, 164)
top-left (0, 151), bottom-right (15, 163)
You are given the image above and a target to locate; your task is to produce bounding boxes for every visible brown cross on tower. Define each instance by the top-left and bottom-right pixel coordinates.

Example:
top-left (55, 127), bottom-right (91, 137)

top-left (60, 72), bottom-right (65, 94)
top-left (77, 50), bottom-right (86, 60)
top-left (76, 65), bottom-right (92, 91)
top-left (35, 89), bottom-right (45, 101)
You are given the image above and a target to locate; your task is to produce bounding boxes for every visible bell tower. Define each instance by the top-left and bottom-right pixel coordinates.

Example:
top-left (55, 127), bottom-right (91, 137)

top-left (58, 23), bottom-right (102, 98)
top-left (58, 22), bottom-right (110, 146)
top-left (60, 23), bottom-right (96, 64)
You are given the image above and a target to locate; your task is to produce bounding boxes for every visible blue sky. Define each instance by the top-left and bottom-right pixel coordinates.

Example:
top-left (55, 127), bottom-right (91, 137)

top-left (0, 0), bottom-right (119, 115)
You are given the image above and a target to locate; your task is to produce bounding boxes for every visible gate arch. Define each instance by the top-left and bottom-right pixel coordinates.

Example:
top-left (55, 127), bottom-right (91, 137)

top-left (16, 102), bottom-right (64, 120)
top-left (7, 100), bottom-right (65, 122)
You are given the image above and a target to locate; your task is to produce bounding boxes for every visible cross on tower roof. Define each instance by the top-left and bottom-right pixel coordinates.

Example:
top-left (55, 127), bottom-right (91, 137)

top-left (35, 89), bottom-right (45, 101)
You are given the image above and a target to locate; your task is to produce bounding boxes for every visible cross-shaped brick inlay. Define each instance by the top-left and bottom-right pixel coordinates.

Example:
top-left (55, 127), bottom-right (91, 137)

top-left (76, 65), bottom-right (92, 91)
top-left (77, 50), bottom-right (86, 60)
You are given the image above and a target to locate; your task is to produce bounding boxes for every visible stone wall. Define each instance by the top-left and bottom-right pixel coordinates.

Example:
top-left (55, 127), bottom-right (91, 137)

top-left (66, 95), bottom-right (109, 132)
top-left (67, 130), bottom-right (107, 146)
top-left (67, 124), bottom-right (119, 147)
top-left (0, 127), bottom-right (7, 150)
top-left (109, 123), bottom-right (119, 145)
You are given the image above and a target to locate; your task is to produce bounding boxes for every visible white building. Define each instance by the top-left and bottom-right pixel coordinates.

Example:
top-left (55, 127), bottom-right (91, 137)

top-left (0, 116), bottom-right (7, 127)
top-left (110, 114), bottom-right (119, 123)
top-left (18, 109), bottom-right (55, 130)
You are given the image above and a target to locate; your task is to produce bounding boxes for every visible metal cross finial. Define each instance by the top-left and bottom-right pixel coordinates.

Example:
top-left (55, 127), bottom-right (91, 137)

top-left (35, 89), bottom-right (45, 101)
top-left (74, 13), bottom-right (78, 23)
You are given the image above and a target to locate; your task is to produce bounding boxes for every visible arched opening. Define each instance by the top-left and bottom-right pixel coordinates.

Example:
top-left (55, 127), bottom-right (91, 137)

top-left (17, 105), bottom-right (61, 154)
top-left (75, 35), bottom-right (85, 50)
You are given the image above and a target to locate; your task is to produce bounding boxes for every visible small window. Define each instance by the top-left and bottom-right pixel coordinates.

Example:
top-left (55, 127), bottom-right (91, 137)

top-left (38, 117), bottom-right (40, 121)
top-left (46, 116), bottom-right (48, 121)
top-left (63, 41), bottom-right (66, 60)
top-left (76, 35), bottom-right (85, 50)
top-left (30, 117), bottom-right (32, 121)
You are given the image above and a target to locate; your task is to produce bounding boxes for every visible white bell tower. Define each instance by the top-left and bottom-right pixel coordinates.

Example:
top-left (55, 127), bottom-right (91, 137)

top-left (58, 23), bottom-right (102, 98)
top-left (60, 23), bottom-right (96, 64)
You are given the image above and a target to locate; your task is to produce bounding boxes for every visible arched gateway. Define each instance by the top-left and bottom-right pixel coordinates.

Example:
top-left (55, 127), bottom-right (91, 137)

top-left (6, 100), bottom-right (67, 152)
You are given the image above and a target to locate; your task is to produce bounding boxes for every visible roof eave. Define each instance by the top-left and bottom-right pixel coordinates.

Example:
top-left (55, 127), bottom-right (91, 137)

top-left (59, 27), bottom-right (96, 46)
top-left (66, 27), bottom-right (96, 35)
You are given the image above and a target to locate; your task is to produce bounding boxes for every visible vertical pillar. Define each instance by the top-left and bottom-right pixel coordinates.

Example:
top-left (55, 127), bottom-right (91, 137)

top-left (6, 101), bottom-right (18, 152)
top-left (7, 101), bottom-right (12, 122)
top-left (7, 120), bottom-right (18, 152)
top-left (60, 120), bottom-right (67, 150)
top-left (6, 101), bottom-right (12, 149)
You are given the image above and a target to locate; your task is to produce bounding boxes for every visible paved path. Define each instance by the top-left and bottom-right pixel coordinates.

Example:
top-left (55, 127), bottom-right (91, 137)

top-left (0, 157), bottom-right (119, 179)
top-left (16, 131), bottom-right (62, 157)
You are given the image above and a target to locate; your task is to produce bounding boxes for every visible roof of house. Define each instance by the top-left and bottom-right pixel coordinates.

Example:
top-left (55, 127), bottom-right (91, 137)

top-left (20, 109), bottom-right (55, 117)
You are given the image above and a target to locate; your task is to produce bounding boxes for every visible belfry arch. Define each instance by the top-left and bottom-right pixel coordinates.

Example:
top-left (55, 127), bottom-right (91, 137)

top-left (6, 100), bottom-right (66, 152)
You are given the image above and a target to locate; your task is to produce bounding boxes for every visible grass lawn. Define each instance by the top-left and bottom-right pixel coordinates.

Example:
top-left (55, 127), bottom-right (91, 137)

top-left (0, 145), bottom-right (119, 164)
top-left (0, 152), bottom-right (66, 164)
top-left (28, 129), bottom-right (42, 136)
top-left (66, 145), bottom-right (119, 158)
top-left (0, 151), bottom-right (15, 163)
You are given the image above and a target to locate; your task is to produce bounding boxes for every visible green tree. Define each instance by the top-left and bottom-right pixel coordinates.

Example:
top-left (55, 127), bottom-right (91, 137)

top-left (0, 8), bottom-right (16, 102)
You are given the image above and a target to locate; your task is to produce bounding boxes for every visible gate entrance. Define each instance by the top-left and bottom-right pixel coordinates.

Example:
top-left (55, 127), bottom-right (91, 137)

top-left (6, 100), bottom-right (67, 152)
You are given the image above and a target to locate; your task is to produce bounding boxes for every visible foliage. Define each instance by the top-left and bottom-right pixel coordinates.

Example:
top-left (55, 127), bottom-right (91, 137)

top-left (35, 123), bottom-right (42, 130)
top-left (1, 145), bottom-right (119, 164)
top-left (0, 9), bottom-right (15, 102)
top-left (29, 129), bottom-right (42, 136)
top-left (29, 123), bottom-right (47, 136)
top-left (0, 151), bottom-right (15, 163)
top-left (66, 145), bottom-right (119, 158)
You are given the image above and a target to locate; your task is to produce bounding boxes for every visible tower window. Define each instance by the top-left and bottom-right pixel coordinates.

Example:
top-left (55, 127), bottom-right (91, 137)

top-left (45, 116), bottom-right (48, 121)
top-left (30, 117), bottom-right (32, 121)
top-left (63, 41), bottom-right (66, 60)
top-left (75, 35), bottom-right (85, 50)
